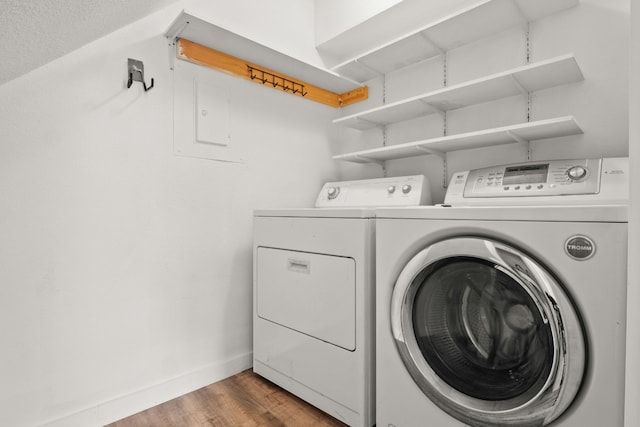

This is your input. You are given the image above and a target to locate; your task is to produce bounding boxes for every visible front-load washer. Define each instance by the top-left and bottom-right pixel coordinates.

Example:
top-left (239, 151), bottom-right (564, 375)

top-left (253, 175), bottom-right (430, 427)
top-left (375, 158), bottom-right (628, 426)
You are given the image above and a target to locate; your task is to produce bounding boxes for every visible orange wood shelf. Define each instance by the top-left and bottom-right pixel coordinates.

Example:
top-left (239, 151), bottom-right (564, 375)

top-left (177, 38), bottom-right (368, 108)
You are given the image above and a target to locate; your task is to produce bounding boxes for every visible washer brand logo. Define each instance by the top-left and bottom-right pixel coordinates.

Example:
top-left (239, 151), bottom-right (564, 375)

top-left (565, 235), bottom-right (595, 260)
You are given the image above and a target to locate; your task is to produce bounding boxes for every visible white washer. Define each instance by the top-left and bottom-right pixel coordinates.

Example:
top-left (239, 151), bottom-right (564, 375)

top-left (375, 158), bottom-right (628, 426)
top-left (253, 175), bottom-right (430, 427)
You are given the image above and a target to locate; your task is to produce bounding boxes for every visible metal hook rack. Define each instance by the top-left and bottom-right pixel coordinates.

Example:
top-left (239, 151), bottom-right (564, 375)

top-left (247, 65), bottom-right (307, 97)
top-left (127, 58), bottom-right (154, 92)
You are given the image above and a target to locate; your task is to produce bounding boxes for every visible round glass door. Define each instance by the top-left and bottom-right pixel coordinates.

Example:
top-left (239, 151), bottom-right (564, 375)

top-left (391, 237), bottom-right (585, 426)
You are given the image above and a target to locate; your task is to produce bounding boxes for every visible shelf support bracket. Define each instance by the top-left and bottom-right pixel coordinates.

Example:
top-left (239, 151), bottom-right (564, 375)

top-left (415, 146), bottom-right (445, 159)
top-left (353, 117), bottom-right (381, 129)
top-left (422, 101), bottom-right (446, 118)
top-left (354, 154), bottom-right (385, 166)
top-left (510, 75), bottom-right (528, 95)
top-left (382, 125), bottom-right (388, 176)
top-left (415, 146), bottom-right (447, 187)
top-left (166, 19), bottom-right (190, 71)
top-left (420, 33), bottom-right (445, 55)
top-left (506, 130), bottom-right (528, 145)
top-left (168, 37), bottom-right (177, 71)
top-left (355, 58), bottom-right (385, 78)
top-left (507, 131), bottom-right (532, 160)
top-left (443, 155), bottom-right (448, 188)
top-left (512, 1), bottom-right (529, 25)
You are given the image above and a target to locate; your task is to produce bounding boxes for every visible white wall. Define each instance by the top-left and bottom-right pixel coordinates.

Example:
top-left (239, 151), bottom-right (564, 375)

top-left (333, 0), bottom-right (630, 203)
top-left (0, 1), bottom-right (341, 426)
top-left (626, 1), bottom-right (639, 425)
top-left (314, 0), bottom-right (403, 46)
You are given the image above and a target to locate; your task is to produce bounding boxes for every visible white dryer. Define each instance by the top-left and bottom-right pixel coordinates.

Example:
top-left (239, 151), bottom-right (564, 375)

top-left (375, 158), bottom-right (628, 426)
top-left (253, 175), bottom-right (430, 427)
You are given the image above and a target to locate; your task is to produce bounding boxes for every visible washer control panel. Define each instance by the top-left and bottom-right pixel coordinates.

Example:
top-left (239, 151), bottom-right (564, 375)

top-left (463, 159), bottom-right (598, 197)
top-left (316, 175), bottom-right (431, 207)
top-left (444, 158), bottom-right (629, 205)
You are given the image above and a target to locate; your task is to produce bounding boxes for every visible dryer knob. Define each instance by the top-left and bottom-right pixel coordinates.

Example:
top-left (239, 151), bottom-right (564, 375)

top-left (387, 185), bottom-right (396, 194)
top-left (402, 184), bottom-right (412, 194)
top-left (327, 186), bottom-right (340, 200)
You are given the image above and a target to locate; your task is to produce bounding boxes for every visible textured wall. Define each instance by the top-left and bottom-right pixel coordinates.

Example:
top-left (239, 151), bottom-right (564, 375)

top-left (0, 0), bottom-right (177, 86)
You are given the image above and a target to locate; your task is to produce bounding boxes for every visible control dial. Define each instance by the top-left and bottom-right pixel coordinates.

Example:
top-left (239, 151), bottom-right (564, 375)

top-left (327, 186), bottom-right (340, 200)
top-left (566, 166), bottom-right (587, 181)
top-left (402, 184), bottom-right (412, 194)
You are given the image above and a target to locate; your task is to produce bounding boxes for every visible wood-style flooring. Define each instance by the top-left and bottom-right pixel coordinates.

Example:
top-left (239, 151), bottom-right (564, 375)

top-left (105, 369), bottom-right (348, 427)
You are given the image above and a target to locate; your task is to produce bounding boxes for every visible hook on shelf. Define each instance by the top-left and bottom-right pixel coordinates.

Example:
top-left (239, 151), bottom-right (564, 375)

top-left (127, 58), bottom-right (154, 92)
top-left (247, 65), bottom-right (307, 98)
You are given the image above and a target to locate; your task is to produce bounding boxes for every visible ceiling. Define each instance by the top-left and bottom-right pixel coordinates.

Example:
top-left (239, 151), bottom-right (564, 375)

top-left (0, 0), bottom-right (177, 87)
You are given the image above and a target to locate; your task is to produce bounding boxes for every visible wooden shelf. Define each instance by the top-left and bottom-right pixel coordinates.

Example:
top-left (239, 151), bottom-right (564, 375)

top-left (333, 116), bottom-right (583, 163)
top-left (333, 54), bottom-right (583, 130)
top-left (165, 10), bottom-right (362, 94)
top-left (327, 0), bottom-right (580, 82)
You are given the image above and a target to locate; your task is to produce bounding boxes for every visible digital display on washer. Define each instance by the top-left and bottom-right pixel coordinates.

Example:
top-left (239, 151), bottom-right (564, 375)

top-left (502, 163), bottom-right (549, 185)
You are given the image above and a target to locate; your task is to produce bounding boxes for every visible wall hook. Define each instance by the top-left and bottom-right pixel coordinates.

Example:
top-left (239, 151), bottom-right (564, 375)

top-left (127, 58), bottom-right (154, 92)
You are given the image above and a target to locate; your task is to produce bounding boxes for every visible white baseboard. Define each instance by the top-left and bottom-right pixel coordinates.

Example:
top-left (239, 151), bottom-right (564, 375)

top-left (40, 352), bottom-right (253, 427)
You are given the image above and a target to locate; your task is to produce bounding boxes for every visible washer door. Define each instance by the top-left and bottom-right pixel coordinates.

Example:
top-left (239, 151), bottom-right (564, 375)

top-left (391, 237), bottom-right (585, 426)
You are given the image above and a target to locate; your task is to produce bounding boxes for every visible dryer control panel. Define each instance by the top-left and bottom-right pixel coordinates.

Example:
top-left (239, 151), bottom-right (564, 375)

top-left (444, 158), bottom-right (628, 205)
top-left (316, 175), bottom-right (431, 207)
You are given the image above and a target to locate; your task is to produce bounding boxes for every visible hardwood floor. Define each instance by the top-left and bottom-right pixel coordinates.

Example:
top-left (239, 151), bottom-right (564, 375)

top-left (105, 369), bottom-right (348, 427)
